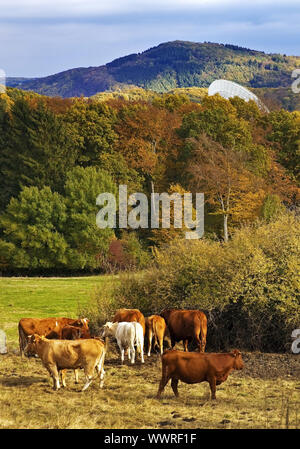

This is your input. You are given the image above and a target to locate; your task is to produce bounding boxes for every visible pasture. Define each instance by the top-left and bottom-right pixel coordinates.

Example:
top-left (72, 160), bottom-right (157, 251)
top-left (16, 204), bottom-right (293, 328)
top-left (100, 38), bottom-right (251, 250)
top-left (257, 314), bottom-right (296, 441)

top-left (0, 276), bottom-right (299, 429)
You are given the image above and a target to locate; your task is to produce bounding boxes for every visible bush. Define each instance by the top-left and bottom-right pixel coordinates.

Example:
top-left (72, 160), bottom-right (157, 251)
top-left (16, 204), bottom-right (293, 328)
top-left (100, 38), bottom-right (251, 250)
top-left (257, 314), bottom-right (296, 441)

top-left (87, 213), bottom-right (300, 352)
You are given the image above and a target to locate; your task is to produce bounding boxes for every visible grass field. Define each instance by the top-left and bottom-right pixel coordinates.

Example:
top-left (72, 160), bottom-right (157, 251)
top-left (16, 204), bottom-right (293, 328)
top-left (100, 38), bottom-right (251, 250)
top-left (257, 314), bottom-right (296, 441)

top-left (0, 275), bottom-right (115, 349)
top-left (0, 276), bottom-right (299, 429)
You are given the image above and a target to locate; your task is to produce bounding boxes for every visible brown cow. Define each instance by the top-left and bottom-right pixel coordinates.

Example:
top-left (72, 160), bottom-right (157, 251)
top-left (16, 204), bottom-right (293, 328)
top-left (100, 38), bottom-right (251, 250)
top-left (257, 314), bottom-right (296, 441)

top-left (18, 317), bottom-right (89, 356)
top-left (157, 349), bottom-right (244, 400)
top-left (160, 309), bottom-right (207, 352)
top-left (61, 325), bottom-right (91, 340)
top-left (113, 308), bottom-right (146, 336)
top-left (24, 334), bottom-right (106, 391)
top-left (145, 315), bottom-right (167, 356)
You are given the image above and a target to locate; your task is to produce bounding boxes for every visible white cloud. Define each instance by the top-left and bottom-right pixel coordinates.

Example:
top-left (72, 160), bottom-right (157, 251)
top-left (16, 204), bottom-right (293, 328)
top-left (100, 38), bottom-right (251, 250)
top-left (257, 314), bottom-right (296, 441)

top-left (0, 0), bottom-right (299, 19)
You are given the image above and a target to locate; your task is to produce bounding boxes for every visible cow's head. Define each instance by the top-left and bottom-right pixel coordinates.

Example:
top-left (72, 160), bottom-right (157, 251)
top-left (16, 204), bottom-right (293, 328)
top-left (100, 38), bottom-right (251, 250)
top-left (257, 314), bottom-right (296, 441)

top-left (24, 334), bottom-right (43, 357)
top-left (73, 318), bottom-right (89, 329)
top-left (232, 349), bottom-right (244, 370)
top-left (101, 322), bottom-right (117, 338)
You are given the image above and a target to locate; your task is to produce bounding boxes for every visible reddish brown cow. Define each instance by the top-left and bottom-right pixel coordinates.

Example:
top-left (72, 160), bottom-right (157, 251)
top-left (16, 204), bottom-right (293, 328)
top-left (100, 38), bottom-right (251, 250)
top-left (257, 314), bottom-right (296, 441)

top-left (157, 349), bottom-right (244, 400)
top-left (18, 317), bottom-right (89, 356)
top-left (46, 325), bottom-right (91, 340)
top-left (160, 309), bottom-right (207, 352)
top-left (113, 308), bottom-right (146, 336)
top-left (145, 315), bottom-right (167, 356)
top-left (61, 325), bottom-right (91, 340)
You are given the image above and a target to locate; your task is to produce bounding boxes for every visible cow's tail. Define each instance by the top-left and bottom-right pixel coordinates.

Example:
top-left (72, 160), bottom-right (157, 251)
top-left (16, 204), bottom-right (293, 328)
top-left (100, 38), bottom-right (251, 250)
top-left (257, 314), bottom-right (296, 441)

top-left (134, 325), bottom-right (144, 355)
top-left (153, 320), bottom-right (160, 351)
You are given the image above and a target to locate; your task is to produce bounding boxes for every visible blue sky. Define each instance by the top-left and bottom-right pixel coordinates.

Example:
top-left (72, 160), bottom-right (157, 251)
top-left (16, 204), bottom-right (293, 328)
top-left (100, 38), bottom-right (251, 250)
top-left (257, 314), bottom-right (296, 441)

top-left (1, 0), bottom-right (300, 77)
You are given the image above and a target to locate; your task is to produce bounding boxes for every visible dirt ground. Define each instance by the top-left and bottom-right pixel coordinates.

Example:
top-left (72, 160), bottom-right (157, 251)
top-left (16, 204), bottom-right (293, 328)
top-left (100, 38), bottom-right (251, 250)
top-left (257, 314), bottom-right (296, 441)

top-left (234, 352), bottom-right (300, 379)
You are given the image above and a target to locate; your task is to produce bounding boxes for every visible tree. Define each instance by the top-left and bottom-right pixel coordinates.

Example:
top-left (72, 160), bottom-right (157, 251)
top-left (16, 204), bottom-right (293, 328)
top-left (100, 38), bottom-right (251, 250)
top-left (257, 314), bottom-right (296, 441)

top-left (63, 166), bottom-right (117, 270)
top-left (0, 97), bottom-right (81, 210)
top-left (0, 186), bottom-right (68, 269)
top-left (186, 134), bottom-right (266, 241)
top-left (264, 110), bottom-right (300, 183)
top-left (64, 100), bottom-right (117, 167)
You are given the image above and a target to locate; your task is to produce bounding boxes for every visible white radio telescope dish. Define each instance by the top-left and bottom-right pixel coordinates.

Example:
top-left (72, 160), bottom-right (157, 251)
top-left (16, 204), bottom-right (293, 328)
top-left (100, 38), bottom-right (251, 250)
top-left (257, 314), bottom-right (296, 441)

top-left (208, 79), bottom-right (269, 113)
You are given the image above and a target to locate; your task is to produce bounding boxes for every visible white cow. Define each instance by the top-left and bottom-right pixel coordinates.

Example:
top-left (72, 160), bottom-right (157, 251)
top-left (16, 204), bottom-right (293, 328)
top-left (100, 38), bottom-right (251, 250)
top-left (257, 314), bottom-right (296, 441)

top-left (102, 321), bottom-right (144, 364)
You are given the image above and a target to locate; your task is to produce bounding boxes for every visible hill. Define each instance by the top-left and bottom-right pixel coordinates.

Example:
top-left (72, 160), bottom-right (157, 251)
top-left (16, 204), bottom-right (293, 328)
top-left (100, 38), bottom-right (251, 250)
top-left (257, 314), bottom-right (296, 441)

top-left (6, 41), bottom-right (300, 99)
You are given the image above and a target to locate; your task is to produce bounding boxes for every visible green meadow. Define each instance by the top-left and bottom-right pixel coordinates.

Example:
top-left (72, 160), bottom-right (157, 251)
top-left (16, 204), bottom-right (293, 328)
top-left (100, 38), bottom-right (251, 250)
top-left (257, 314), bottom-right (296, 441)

top-left (0, 275), bottom-right (115, 348)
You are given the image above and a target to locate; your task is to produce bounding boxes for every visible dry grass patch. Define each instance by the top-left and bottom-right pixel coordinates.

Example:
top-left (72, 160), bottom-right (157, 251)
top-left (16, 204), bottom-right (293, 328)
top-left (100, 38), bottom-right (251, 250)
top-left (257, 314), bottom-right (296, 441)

top-left (0, 348), bottom-right (299, 429)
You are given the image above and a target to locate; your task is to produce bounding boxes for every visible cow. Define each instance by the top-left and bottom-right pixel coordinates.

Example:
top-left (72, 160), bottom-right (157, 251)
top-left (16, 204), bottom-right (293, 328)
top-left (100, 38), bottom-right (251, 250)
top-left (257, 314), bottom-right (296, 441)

top-left (18, 317), bottom-right (89, 356)
top-left (102, 321), bottom-right (144, 364)
top-left (145, 315), bottom-right (167, 356)
top-left (24, 334), bottom-right (106, 391)
top-left (156, 349), bottom-right (244, 400)
top-left (113, 308), bottom-right (146, 336)
top-left (61, 325), bottom-right (91, 340)
top-left (160, 309), bottom-right (207, 352)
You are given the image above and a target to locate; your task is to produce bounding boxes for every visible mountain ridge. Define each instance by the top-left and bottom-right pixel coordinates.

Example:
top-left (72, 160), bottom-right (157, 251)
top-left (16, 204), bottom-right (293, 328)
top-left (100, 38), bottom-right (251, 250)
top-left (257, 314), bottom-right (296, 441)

top-left (6, 40), bottom-right (300, 98)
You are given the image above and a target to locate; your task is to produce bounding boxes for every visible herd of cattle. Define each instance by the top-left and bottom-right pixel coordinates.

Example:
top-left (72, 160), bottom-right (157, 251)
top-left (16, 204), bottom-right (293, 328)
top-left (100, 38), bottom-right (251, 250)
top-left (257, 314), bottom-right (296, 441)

top-left (18, 308), bottom-right (244, 400)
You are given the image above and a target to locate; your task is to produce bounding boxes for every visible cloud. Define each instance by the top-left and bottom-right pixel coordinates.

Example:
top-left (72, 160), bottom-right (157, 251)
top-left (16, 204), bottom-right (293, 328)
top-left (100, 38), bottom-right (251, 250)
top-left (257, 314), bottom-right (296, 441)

top-left (0, 0), bottom-right (299, 19)
top-left (0, 0), bottom-right (299, 77)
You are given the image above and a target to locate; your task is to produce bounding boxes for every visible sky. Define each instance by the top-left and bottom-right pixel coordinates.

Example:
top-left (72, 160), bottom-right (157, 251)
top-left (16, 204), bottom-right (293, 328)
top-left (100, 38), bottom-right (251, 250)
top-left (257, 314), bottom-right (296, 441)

top-left (1, 0), bottom-right (300, 78)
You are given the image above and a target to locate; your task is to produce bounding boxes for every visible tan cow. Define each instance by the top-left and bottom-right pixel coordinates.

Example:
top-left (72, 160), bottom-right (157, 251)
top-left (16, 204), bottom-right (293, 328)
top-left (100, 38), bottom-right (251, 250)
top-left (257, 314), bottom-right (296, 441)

top-left (113, 308), bottom-right (146, 336)
top-left (18, 317), bottom-right (89, 356)
top-left (24, 334), bottom-right (106, 391)
top-left (145, 315), bottom-right (167, 356)
top-left (157, 349), bottom-right (244, 400)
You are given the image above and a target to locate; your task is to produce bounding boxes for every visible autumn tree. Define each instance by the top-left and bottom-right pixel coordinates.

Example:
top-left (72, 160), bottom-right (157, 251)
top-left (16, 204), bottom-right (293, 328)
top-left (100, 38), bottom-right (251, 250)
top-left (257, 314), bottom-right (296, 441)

top-left (186, 134), bottom-right (266, 241)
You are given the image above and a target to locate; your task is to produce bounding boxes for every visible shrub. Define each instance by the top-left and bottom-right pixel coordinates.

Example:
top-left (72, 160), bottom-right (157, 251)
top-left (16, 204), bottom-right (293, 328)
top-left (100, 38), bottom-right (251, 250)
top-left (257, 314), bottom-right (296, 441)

top-left (87, 213), bottom-right (300, 352)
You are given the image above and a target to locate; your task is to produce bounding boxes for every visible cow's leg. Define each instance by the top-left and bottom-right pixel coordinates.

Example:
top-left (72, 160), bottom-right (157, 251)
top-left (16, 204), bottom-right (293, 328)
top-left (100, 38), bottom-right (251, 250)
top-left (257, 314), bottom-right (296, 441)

top-left (82, 375), bottom-right (93, 392)
top-left (82, 366), bottom-right (94, 391)
top-left (138, 340), bottom-right (145, 363)
top-left (171, 378), bottom-right (179, 397)
top-left (147, 330), bottom-right (153, 357)
top-left (159, 337), bottom-right (164, 356)
top-left (74, 369), bottom-right (79, 384)
top-left (119, 344), bottom-right (125, 364)
top-left (156, 365), bottom-right (171, 398)
top-left (170, 334), bottom-right (176, 349)
top-left (156, 374), bottom-right (171, 398)
top-left (61, 370), bottom-right (67, 387)
top-left (47, 364), bottom-right (60, 390)
top-left (183, 339), bottom-right (189, 352)
top-left (130, 344), bottom-right (135, 364)
top-left (200, 330), bottom-right (207, 353)
top-left (96, 353), bottom-right (105, 388)
top-left (208, 376), bottom-right (217, 400)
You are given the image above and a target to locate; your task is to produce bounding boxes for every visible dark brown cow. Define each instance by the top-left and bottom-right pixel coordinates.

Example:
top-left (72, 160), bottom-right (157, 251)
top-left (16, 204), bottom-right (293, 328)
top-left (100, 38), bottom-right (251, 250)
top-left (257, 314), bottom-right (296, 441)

top-left (18, 317), bottom-right (89, 356)
top-left (145, 315), bottom-right (167, 356)
top-left (113, 308), bottom-right (146, 336)
top-left (157, 349), bottom-right (244, 400)
top-left (160, 309), bottom-right (207, 352)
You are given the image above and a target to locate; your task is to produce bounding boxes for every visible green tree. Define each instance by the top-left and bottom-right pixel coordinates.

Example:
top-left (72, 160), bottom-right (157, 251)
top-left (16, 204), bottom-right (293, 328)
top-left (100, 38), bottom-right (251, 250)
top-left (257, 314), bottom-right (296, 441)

top-left (63, 166), bottom-right (117, 270)
top-left (64, 100), bottom-right (117, 166)
top-left (0, 186), bottom-right (68, 269)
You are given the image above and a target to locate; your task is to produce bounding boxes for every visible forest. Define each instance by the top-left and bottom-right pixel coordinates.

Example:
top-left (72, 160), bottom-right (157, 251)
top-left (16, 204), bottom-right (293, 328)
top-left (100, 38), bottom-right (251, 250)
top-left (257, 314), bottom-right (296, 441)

top-left (0, 85), bottom-right (299, 276)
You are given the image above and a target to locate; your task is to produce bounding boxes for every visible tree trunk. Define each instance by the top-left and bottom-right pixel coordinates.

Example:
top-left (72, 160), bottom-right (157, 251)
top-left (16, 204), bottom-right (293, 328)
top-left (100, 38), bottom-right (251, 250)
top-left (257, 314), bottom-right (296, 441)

top-left (223, 214), bottom-right (229, 242)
